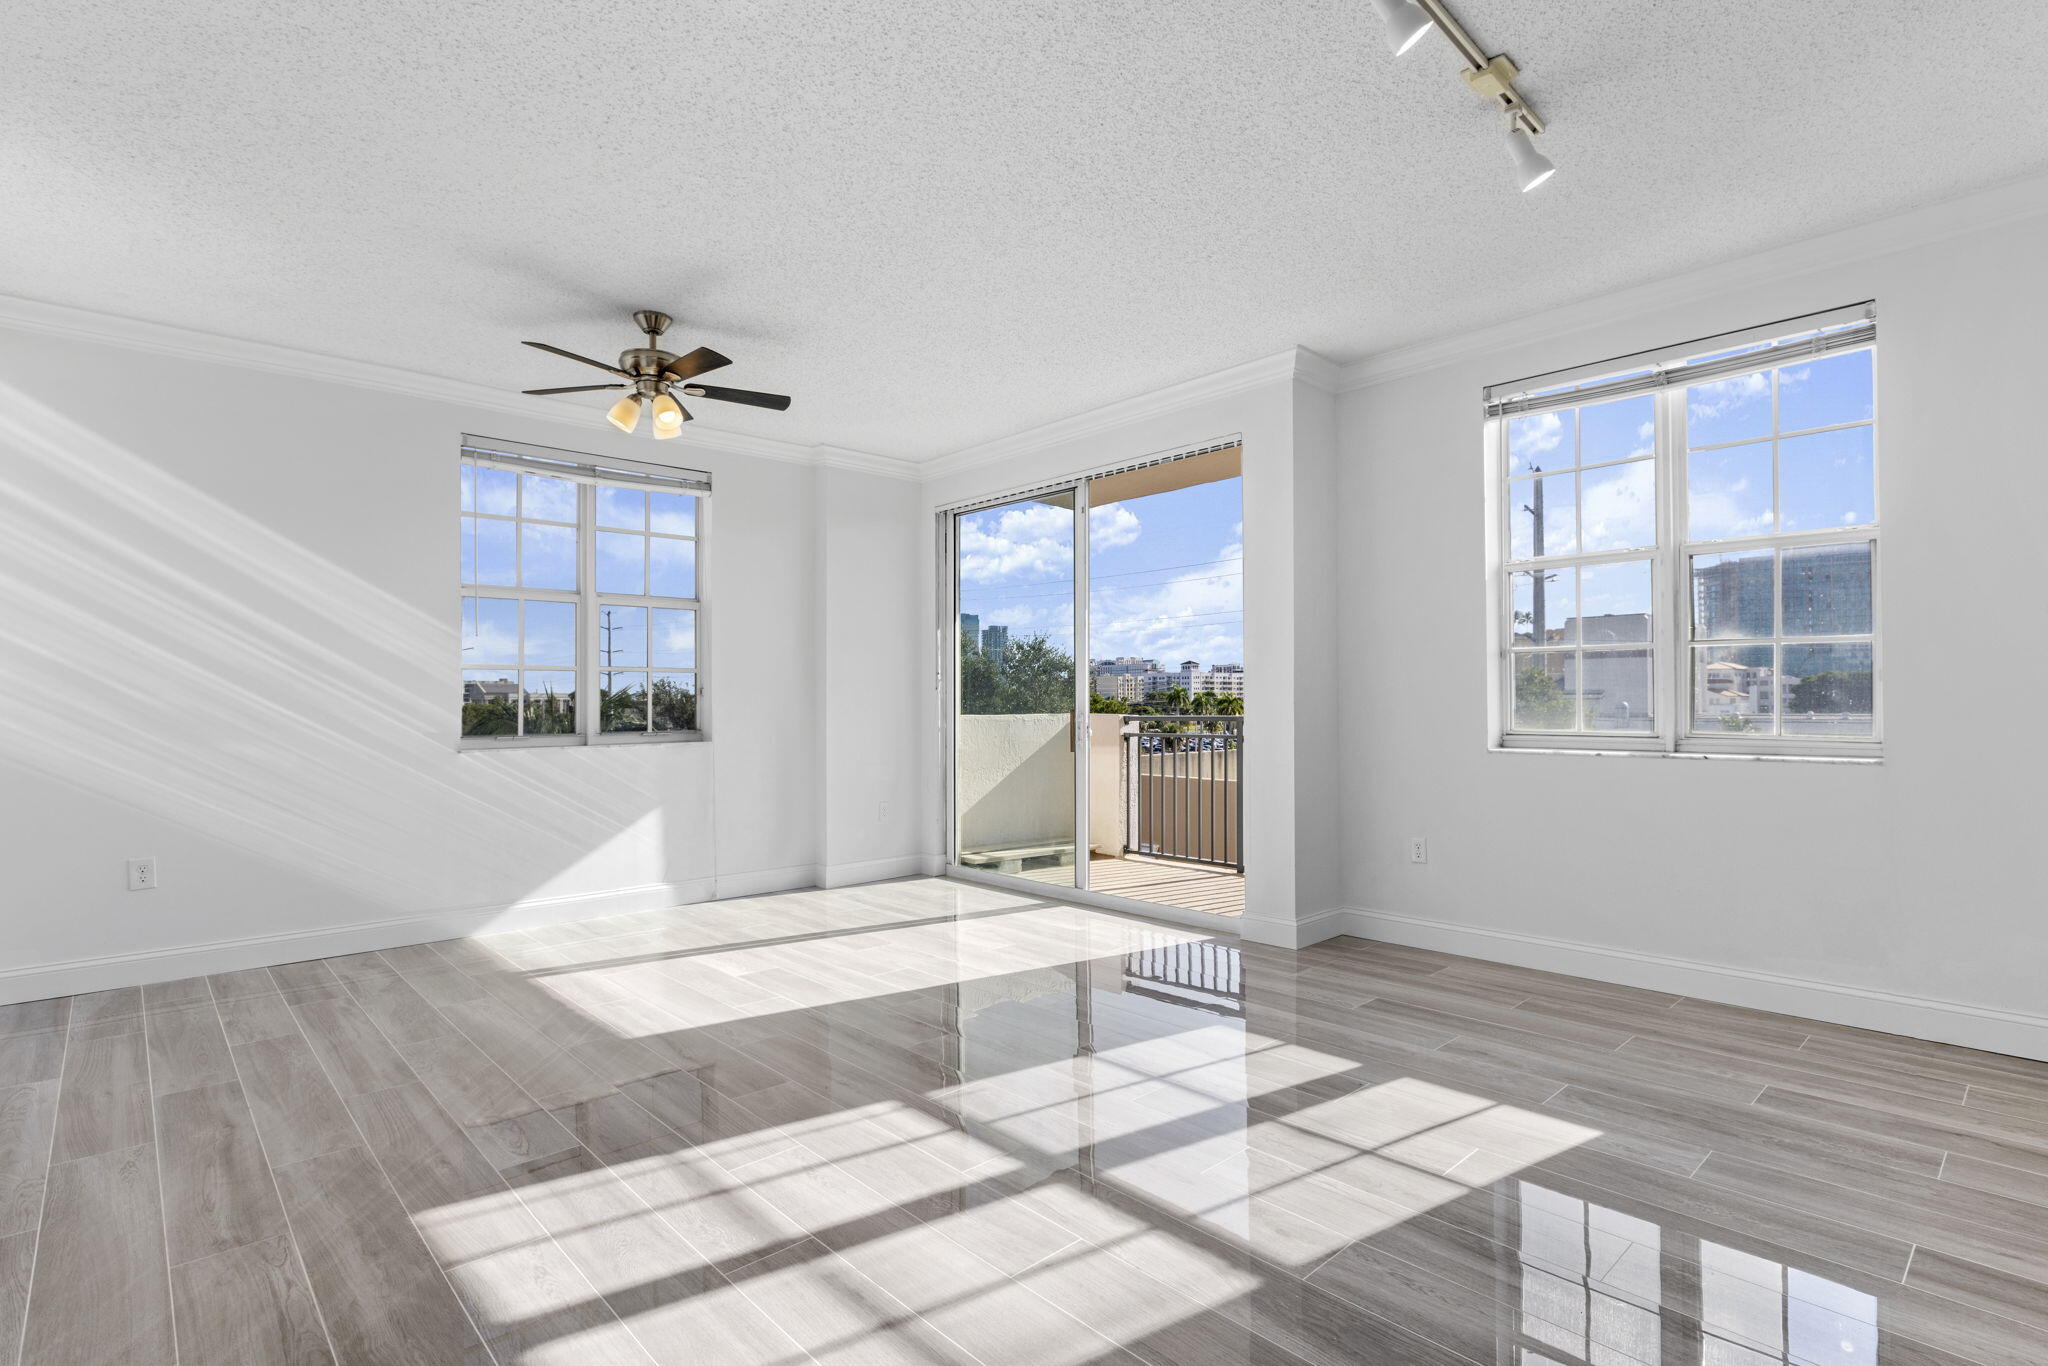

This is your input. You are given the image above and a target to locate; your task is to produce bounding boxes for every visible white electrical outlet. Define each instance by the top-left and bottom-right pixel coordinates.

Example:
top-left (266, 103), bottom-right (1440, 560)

top-left (1407, 837), bottom-right (1428, 865)
top-left (877, 800), bottom-right (890, 823)
top-left (127, 858), bottom-right (158, 891)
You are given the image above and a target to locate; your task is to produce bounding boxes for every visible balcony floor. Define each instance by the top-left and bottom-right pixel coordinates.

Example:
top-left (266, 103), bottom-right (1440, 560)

top-left (1024, 852), bottom-right (1245, 917)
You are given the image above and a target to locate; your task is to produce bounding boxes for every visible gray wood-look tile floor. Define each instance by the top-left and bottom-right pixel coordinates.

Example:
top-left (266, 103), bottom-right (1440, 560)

top-left (3, 875), bottom-right (2046, 1364)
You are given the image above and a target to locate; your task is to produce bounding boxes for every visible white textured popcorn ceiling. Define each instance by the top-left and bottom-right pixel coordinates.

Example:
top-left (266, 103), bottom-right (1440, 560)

top-left (5, 0), bottom-right (2046, 459)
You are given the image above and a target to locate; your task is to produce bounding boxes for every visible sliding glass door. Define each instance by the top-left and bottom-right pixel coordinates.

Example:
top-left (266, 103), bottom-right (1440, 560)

top-left (944, 444), bottom-right (1246, 914)
top-left (949, 488), bottom-right (1083, 886)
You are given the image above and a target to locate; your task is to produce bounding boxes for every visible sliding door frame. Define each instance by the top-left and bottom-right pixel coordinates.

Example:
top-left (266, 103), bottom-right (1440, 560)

top-left (937, 480), bottom-right (1092, 894)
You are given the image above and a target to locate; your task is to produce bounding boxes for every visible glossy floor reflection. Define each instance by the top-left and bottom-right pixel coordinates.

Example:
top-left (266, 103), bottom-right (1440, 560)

top-left (5, 877), bottom-right (2046, 1365)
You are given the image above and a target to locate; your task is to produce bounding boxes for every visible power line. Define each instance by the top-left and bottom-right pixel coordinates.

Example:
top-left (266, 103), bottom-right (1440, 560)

top-left (959, 555), bottom-right (1243, 596)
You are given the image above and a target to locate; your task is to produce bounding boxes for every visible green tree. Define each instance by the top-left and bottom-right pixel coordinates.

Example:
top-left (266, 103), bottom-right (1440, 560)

top-left (1512, 663), bottom-right (1577, 729)
top-left (1089, 692), bottom-right (1130, 714)
top-left (960, 632), bottom-right (1075, 714)
top-left (1786, 670), bottom-right (1872, 714)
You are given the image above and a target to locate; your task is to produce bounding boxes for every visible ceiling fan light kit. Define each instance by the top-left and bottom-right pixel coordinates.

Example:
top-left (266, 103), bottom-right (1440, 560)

top-left (1372, 0), bottom-right (1556, 192)
top-left (522, 309), bottom-right (791, 438)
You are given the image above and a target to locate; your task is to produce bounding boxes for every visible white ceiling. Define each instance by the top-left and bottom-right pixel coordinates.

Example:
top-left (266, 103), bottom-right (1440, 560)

top-left (8, 2), bottom-right (2047, 460)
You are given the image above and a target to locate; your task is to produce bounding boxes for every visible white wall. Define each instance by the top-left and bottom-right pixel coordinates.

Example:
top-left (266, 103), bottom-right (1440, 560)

top-left (1337, 198), bottom-right (2048, 1055)
top-left (0, 327), bottom-right (928, 1000)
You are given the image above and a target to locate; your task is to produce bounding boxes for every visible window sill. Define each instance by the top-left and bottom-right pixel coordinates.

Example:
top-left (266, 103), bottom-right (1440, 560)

top-left (1490, 743), bottom-right (1880, 766)
top-left (457, 731), bottom-right (707, 752)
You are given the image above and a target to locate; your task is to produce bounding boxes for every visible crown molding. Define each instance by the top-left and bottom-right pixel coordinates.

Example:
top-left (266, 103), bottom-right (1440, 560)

top-left (811, 444), bottom-right (921, 481)
top-left (0, 291), bottom-right (864, 470)
top-left (1337, 168), bottom-right (2048, 393)
top-left (922, 346), bottom-right (1312, 482)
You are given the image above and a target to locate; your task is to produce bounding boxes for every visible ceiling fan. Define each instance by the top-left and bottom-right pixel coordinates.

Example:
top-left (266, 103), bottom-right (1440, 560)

top-left (521, 309), bottom-right (791, 439)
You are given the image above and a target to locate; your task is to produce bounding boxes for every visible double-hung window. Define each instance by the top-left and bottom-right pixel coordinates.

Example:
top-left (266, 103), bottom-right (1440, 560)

top-left (458, 434), bottom-right (706, 746)
top-left (1492, 305), bottom-right (1879, 756)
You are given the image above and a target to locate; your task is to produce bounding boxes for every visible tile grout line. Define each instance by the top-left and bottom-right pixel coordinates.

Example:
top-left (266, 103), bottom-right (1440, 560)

top-left (13, 1003), bottom-right (73, 1366)
top-left (138, 992), bottom-right (180, 1366)
top-left (273, 957), bottom-right (512, 1366)
top-left (338, 946), bottom-right (711, 1366)
top-left (204, 974), bottom-right (344, 1366)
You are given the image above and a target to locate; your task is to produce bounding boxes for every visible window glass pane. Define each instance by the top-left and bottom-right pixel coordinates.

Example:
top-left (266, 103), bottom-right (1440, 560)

top-left (650, 491), bottom-right (697, 536)
top-left (1687, 371), bottom-right (1773, 447)
top-left (520, 523), bottom-right (577, 590)
top-left (651, 608), bottom-right (696, 667)
top-left (1780, 426), bottom-right (1875, 532)
top-left (1579, 458), bottom-right (1656, 552)
top-left (521, 473), bottom-right (577, 523)
top-left (1781, 643), bottom-right (1874, 735)
top-left (651, 673), bottom-right (697, 731)
top-left (1579, 560), bottom-right (1652, 643)
top-left (597, 486), bottom-right (646, 530)
top-left (601, 672), bottom-right (647, 732)
top-left (1578, 395), bottom-right (1653, 466)
top-left (461, 597), bottom-right (518, 667)
top-left (1782, 542), bottom-right (1872, 636)
top-left (521, 671), bottom-right (576, 734)
top-left (597, 605), bottom-right (646, 667)
top-left (1511, 569), bottom-right (1575, 647)
top-left (465, 517), bottom-right (515, 586)
top-left (1692, 644), bottom-right (1775, 734)
top-left (1691, 549), bottom-right (1774, 639)
top-left (1687, 442), bottom-right (1774, 540)
top-left (1777, 349), bottom-right (1873, 433)
top-left (1508, 472), bottom-right (1576, 559)
top-left (597, 532), bottom-right (646, 594)
top-left (1512, 653), bottom-right (1578, 731)
top-left (474, 468), bottom-right (517, 515)
top-left (522, 600), bottom-right (576, 667)
top-left (1579, 649), bottom-right (1653, 731)
top-left (462, 671), bottom-right (518, 735)
top-left (1788, 1268), bottom-right (1878, 1366)
top-left (459, 465), bottom-right (474, 513)
top-left (1507, 409), bottom-right (1574, 477)
top-left (650, 537), bottom-right (697, 598)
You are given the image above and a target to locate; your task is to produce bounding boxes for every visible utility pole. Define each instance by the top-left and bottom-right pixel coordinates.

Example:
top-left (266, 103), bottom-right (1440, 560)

top-left (1521, 466), bottom-right (1549, 647)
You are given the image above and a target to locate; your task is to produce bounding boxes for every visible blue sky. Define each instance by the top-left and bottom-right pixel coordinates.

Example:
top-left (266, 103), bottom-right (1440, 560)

top-left (957, 476), bottom-right (1244, 668)
top-left (1506, 348), bottom-right (1875, 554)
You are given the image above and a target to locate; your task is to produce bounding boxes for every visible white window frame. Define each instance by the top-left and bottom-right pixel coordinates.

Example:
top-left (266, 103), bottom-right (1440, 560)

top-left (458, 436), bottom-right (707, 750)
top-left (1491, 311), bottom-right (1880, 759)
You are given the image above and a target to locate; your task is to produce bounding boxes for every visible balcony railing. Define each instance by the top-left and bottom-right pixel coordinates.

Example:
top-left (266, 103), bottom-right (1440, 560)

top-left (1122, 715), bottom-right (1242, 871)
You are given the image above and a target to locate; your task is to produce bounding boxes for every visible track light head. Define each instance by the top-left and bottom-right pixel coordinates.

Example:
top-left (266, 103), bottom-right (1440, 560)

top-left (1370, 0), bottom-right (1435, 56)
top-left (1505, 122), bottom-right (1556, 192)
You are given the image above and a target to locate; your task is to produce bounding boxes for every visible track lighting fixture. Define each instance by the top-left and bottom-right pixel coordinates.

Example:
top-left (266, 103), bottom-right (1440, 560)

top-left (1368, 0), bottom-right (1556, 192)
top-left (1504, 119), bottom-right (1556, 192)
top-left (1369, 0), bottom-right (1434, 56)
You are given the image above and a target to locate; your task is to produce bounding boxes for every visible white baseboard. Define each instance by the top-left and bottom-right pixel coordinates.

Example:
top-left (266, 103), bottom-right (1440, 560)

top-left (818, 854), bottom-right (943, 889)
top-left (1341, 907), bottom-right (2048, 1063)
top-left (1238, 907), bottom-right (1351, 950)
top-left (1, 856), bottom-right (953, 1006)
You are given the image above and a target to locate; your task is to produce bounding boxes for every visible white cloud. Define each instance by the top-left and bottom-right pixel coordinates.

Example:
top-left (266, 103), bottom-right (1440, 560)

top-left (1089, 538), bottom-right (1244, 664)
top-left (1687, 372), bottom-right (1769, 425)
top-left (1090, 503), bottom-right (1142, 551)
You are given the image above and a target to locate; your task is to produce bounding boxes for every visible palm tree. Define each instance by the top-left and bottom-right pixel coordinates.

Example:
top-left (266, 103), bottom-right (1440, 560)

top-left (1212, 694), bottom-right (1244, 716)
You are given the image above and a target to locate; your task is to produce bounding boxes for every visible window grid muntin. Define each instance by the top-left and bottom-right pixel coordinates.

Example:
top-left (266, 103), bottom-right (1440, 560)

top-left (460, 458), bottom-right (703, 746)
top-left (1497, 339), bottom-right (1877, 754)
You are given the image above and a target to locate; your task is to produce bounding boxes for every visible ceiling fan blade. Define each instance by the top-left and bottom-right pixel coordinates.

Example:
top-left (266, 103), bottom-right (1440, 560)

top-left (522, 340), bottom-right (631, 377)
top-left (661, 346), bottom-right (733, 381)
top-left (522, 383), bottom-right (627, 395)
top-left (681, 383), bottom-right (791, 411)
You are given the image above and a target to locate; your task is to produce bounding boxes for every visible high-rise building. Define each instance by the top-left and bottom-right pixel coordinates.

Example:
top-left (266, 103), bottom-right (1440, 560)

top-left (1092, 671), bottom-right (1147, 701)
top-left (980, 624), bottom-right (1009, 659)
top-left (959, 613), bottom-right (980, 652)
top-left (1141, 662), bottom-right (1247, 700)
